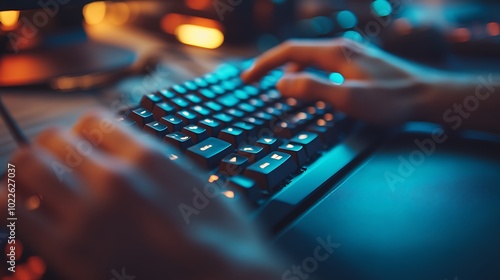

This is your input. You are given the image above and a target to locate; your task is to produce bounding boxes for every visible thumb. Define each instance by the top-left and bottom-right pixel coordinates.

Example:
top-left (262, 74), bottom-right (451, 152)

top-left (276, 72), bottom-right (352, 111)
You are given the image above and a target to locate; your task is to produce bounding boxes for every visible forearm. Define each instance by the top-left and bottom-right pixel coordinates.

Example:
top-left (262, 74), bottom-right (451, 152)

top-left (413, 72), bottom-right (500, 134)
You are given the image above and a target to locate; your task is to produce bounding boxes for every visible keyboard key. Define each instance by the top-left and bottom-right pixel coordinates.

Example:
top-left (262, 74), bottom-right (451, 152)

top-left (181, 125), bottom-right (208, 143)
top-left (218, 127), bottom-right (245, 147)
top-left (198, 89), bottom-right (216, 100)
top-left (194, 77), bottom-right (208, 88)
top-left (204, 101), bottom-right (223, 112)
top-left (129, 108), bottom-right (154, 128)
top-left (244, 152), bottom-right (298, 192)
top-left (233, 122), bottom-right (255, 137)
top-left (152, 102), bottom-right (176, 119)
top-left (227, 175), bottom-right (261, 203)
top-left (249, 98), bottom-right (265, 108)
top-left (204, 73), bottom-right (219, 84)
top-left (210, 85), bottom-right (225, 95)
top-left (274, 121), bottom-right (299, 138)
top-left (237, 103), bottom-right (256, 113)
top-left (160, 115), bottom-right (184, 132)
top-left (164, 132), bottom-right (194, 151)
top-left (144, 121), bottom-right (169, 138)
top-left (290, 132), bottom-right (322, 157)
top-left (225, 108), bottom-right (245, 119)
top-left (176, 110), bottom-right (198, 125)
top-left (191, 105), bottom-right (212, 118)
top-left (306, 119), bottom-right (337, 145)
top-left (158, 89), bottom-right (176, 100)
top-left (198, 118), bottom-right (222, 136)
top-left (278, 143), bottom-right (307, 166)
top-left (256, 137), bottom-right (280, 153)
top-left (172, 84), bottom-right (187, 95)
top-left (186, 138), bottom-right (232, 169)
top-left (213, 113), bottom-right (234, 124)
top-left (219, 153), bottom-right (249, 176)
top-left (238, 145), bottom-right (265, 162)
top-left (234, 89), bottom-right (249, 100)
top-left (183, 81), bottom-right (198, 91)
top-left (185, 94), bottom-right (202, 104)
top-left (242, 117), bottom-right (265, 129)
top-left (140, 94), bottom-right (162, 111)
top-left (171, 97), bottom-right (190, 110)
top-left (217, 95), bottom-right (239, 107)
top-left (243, 85), bottom-right (259, 96)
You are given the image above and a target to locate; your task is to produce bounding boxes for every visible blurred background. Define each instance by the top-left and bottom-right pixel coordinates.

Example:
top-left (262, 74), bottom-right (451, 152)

top-left (0, 0), bottom-right (499, 279)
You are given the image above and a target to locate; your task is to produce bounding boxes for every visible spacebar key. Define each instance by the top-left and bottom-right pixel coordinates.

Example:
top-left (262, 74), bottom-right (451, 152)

top-left (244, 152), bottom-right (297, 192)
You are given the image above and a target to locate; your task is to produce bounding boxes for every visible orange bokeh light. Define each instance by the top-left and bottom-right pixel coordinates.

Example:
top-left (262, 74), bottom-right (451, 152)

top-left (486, 22), bottom-right (500, 36)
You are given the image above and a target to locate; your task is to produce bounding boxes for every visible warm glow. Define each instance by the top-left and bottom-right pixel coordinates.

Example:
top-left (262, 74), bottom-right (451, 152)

top-left (486, 22), bottom-right (500, 36)
top-left (186, 0), bottom-right (212, 10)
top-left (83, 1), bottom-right (107, 25)
top-left (107, 2), bottom-right (130, 25)
top-left (222, 190), bottom-right (235, 199)
top-left (208, 175), bottom-right (219, 183)
top-left (26, 195), bottom-right (42, 210)
top-left (161, 13), bottom-right (223, 35)
top-left (450, 27), bottom-right (471, 43)
top-left (175, 24), bottom-right (224, 49)
top-left (0, 10), bottom-right (20, 28)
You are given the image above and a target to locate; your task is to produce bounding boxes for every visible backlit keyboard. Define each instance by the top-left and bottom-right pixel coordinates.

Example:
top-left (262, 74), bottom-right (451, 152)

top-left (116, 63), bottom-right (369, 229)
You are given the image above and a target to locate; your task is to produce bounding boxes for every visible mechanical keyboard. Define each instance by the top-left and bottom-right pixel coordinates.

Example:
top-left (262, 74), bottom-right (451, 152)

top-left (117, 63), bottom-right (382, 232)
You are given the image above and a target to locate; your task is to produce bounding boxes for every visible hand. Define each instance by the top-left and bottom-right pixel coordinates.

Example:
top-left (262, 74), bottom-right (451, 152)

top-left (242, 38), bottom-right (434, 126)
top-left (1, 112), bottom-right (282, 280)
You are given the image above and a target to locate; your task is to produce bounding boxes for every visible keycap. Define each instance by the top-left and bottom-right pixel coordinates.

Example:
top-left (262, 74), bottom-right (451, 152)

top-left (172, 84), bottom-right (187, 95)
top-left (225, 108), bottom-right (245, 119)
top-left (227, 175), bottom-right (262, 203)
top-left (306, 119), bottom-right (337, 145)
top-left (210, 85), bottom-right (225, 95)
top-left (242, 117), bottom-right (265, 129)
top-left (198, 89), bottom-right (216, 100)
top-left (194, 77), bottom-right (208, 88)
top-left (181, 125), bottom-right (208, 143)
top-left (116, 116), bottom-right (136, 128)
top-left (204, 73), bottom-right (219, 84)
top-left (164, 132), bottom-right (194, 151)
top-left (290, 132), bottom-right (322, 157)
top-left (232, 122), bottom-right (255, 138)
top-left (217, 95), bottom-right (239, 107)
top-left (249, 98), bottom-right (265, 108)
top-left (256, 137), bottom-right (280, 153)
top-left (185, 94), bottom-right (202, 104)
top-left (176, 110), bottom-right (198, 125)
top-left (129, 108), bottom-right (154, 128)
top-left (171, 97), bottom-right (190, 110)
top-left (243, 85), bottom-right (259, 96)
top-left (213, 113), bottom-right (233, 124)
top-left (237, 103), bottom-right (256, 113)
top-left (158, 89), bottom-right (176, 100)
top-left (144, 121), bottom-right (169, 138)
top-left (219, 153), bottom-right (249, 176)
top-left (152, 102), bottom-right (176, 119)
top-left (218, 127), bottom-right (245, 147)
top-left (183, 81), bottom-right (198, 91)
top-left (140, 94), bottom-right (162, 111)
top-left (244, 152), bottom-right (298, 192)
top-left (274, 121), bottom-right (299, 138)
top-left (186, 138), bottom-right (232, 169)
top-left (278, 143), bottom-right (307, 166)
top-left (160, 115), bottom-right (184, 132)
top-left (198, 118), bottom-right (222, 136)
top-left (204, 101), bottom-right (223, 112)
top-left (234, 89), bottom-right (249, 100)
top-left (191, 105), bottom-right (211, 118)
top-left (238, 145), bottom-right (265, 162)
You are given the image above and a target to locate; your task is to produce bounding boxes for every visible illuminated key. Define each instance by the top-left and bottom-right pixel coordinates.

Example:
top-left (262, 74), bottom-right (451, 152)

top-left (244, 152), bottom-right (297, 192)
top-left (186, 138), bottom-right (232, 169)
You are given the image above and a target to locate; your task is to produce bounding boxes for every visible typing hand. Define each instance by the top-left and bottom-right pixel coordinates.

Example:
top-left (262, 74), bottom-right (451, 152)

top-left (242, 38), bottom-right (433, 126)
top-left (2, 112), bottom-right (282, 280)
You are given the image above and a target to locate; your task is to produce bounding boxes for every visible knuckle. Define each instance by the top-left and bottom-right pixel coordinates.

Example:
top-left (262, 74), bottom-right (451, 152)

top-left (74, 112), bottom-right (101, 131)
top-left (35, 127), bottom-right (62, 146)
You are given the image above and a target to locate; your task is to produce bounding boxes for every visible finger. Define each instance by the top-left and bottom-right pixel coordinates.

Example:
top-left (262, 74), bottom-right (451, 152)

top-left (71, 111), bottom-right (165, 160)
top-left (241, 38), bottom-right (364, 83)
top-left (276, 72), bottom-right (353, 112)
top-left (284, 62), bottom-right (304, 73)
